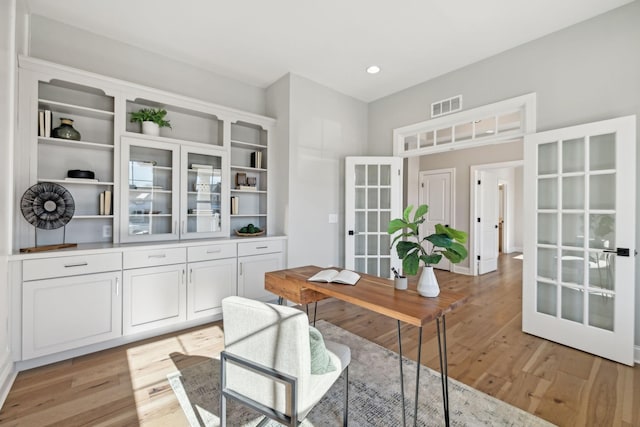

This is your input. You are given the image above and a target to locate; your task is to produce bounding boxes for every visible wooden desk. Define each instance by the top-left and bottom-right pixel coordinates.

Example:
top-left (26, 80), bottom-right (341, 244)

top-left (265, 265), bottom-right (468, 427)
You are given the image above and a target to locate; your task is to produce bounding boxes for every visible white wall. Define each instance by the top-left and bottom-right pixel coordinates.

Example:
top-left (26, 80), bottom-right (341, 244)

top-left (28, 15), bottom-right (267, 115)
top-left (284, 74), bottom-right (368, 268)
top-left (369, 2), bottom-right (640, 344)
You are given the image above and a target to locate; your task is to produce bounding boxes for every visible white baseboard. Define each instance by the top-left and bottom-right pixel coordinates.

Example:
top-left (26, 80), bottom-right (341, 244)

top-left (635, 345), bottom-right (640, 365)
top-left (453, 265), bottom-right (472, 275)
top-left (0, 349), bottom-right (16, 410)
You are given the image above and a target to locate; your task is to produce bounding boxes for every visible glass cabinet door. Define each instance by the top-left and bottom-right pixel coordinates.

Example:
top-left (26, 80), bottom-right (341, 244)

top-left (120, 137), bottom-right (179, 242)
top-left (181, 146), bottom-right (227, 238)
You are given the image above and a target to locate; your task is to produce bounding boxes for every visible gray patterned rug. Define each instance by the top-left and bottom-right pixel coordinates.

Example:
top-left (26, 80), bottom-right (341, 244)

top-left (168, 320), bottom-right (554, 426)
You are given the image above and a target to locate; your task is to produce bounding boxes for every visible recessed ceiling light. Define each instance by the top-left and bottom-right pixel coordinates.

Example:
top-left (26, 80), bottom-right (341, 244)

top-left (366, 65), bottom-right (381, 74)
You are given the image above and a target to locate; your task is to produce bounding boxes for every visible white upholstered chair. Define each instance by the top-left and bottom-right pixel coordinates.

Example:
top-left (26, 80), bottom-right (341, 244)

top-left (220, 296), bottom-right (350, 426)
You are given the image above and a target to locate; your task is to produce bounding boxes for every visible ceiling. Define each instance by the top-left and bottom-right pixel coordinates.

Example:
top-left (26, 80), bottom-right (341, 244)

top-left (25, 0), bottom-right (633, 102)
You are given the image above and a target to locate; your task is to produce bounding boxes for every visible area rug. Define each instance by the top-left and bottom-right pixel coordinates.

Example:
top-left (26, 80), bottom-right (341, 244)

top-left (168, 320), bottom-right (554, 426)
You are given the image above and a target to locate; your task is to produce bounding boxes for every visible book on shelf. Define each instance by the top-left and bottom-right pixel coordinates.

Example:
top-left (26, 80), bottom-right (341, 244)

top-left (236, 185), bottom-right (257, 191)
top-left (44, 110), bottom-right (51, 138)
top-left (65, 177), bottom-right (99, 182)
top-left (191, 163), bottom-right (213, 170)
top-left (38, 110), bottom-right (45, 137)
top-left (98, 190), bottom-right (112, 215)
top-left (307, 269), bottom-right (360, 285)
top-left (99, 192), bottom-right (105, 215)
top-left (230, 196), bottom-right (239, 215)
top-left (250, 151), bottom-right (263, 169)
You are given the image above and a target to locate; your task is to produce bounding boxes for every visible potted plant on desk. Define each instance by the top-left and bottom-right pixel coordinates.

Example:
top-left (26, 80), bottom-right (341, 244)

top-left (388, 204), bottom-right (468, 297)
top-left (130, 108), bottom-right (172, 136)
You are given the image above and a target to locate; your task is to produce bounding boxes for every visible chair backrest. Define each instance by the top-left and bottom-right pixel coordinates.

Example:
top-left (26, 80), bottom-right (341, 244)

top-left (221, 296), bottom-right (311, 416)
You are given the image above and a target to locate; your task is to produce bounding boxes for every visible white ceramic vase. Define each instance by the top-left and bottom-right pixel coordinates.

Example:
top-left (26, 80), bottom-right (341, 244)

top-left (142, 121), bottom-right (160, 136)
top-left (417, 266), bottom-right (440, 297)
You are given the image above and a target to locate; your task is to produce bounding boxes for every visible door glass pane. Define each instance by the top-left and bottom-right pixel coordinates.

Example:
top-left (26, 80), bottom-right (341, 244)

top-left (380, 258), bottom-right (391, 279)
top-left (367, 236), bottom-right (378, 255)
top-left (355, 165), bottom-right (366, 185)
top-left (454, 122), bottom-right (473, 142)
top-left (561, 250), bottom-right (584, 285)
top-left (498, 111), bottom-right (521, 133)
top-left (380, 188), bottom-right (390, 209)
top-left (562, 176), bottom-right (584, 209)
top-left (537, 282), bottom-right (557, 316)
top-left (379, 211), bottom-right (390, 232)
top-left (380, 165), bottom-right (391, 186)
top-left (355, 235), bottom-right (365, 256)
top-left (367, 188), bottom-right (379, 209)
top-left (589, 214), bottom-right (615, 249)
top-left (475, 117), bottom-right (496, 137)
top-left (562, 138), bottom-right (585, 173)
top-left (367, 258), bottom-right (378, 276)
top-left (589, 292), bottom-right (614, 331)
top-left (186, 153), bottom-right (222, 234)
top-left (404, 135), bottom-right (418, 151)
top-left (436, 127), bottom-right (453, 145)
top-left (588, 252), bottom-right (615, 290)
top-left (538, 178), bottom-right (557, 209)
top-left (561, 286), bottom-right (584, 324)
top-left (589, 174), bottom-right (615, 210)
top-left (562, 213), bottom-right (584, 247)
top-left (355, 188), bottom-right (366, 209)
top-left (355, 257), bottom-right (365, 273)
top-left (590, 133), bottom-right (615, 171)
top-left (538, 142), bottom-right (558, 175)
top-left (537, 247), bottom-right (557, 280)
top-left (537, 213), bottom-right (557, 245)
top-left (367, 165), bottom-right (378, 185)
top-left (355, 212), bottom-right (365, 233)
top-left (379, 234), bottom-right (390, 255)
top-left (367, 211), bottom-right (378, 232)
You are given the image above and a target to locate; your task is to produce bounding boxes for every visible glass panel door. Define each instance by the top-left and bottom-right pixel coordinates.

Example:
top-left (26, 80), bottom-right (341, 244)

top-left (120, 137), bottom-right (179, 242)
top-left (181, 146), bottom-right (227, 239)
top-left (345, 157), bottom-right (403, 278)
top-left (523, 115), bottom-right (635, 365)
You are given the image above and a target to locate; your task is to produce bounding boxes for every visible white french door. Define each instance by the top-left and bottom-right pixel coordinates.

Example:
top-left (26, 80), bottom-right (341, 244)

top-left (477, 170), bottom-right (499, 274)
top-left (345, 157), bottom-right (403, 278)
top-left (419, 169), bottom-right (453, 271)
top-left (523, 115), bottom-right (636, 365)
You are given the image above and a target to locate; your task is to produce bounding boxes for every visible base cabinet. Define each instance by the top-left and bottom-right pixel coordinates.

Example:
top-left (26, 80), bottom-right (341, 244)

top-left (188, 258), bottom-right (237, 320)
top-left (238, 252), bottom-right (284, 302)
top-left (22, 272), bottom-right (122, 360)
top-left (123, 264), bottom-right (187, 334)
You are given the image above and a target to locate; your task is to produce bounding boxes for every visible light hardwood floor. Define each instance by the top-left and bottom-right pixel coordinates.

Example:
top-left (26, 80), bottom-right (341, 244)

top-left (1, 254), bottom-right (638, 426)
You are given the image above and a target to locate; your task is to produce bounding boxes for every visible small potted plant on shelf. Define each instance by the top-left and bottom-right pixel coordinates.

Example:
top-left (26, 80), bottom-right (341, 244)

top-left (130, 108), bottom-right (172, 136)
top-left (388, 204), bottom-right (468, 297)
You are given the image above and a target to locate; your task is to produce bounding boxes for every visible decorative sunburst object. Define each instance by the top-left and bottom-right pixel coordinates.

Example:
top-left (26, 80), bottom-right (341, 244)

top-left (20, 182), bottom-right (75, 230)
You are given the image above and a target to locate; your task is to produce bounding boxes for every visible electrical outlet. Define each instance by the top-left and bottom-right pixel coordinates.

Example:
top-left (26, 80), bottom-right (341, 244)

top-left (102, 225), bottom-right (112, 238)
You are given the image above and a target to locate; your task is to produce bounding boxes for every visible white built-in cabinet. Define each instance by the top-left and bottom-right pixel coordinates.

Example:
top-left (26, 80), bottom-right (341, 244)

top-left (12, 56), bottom-right (287, 368)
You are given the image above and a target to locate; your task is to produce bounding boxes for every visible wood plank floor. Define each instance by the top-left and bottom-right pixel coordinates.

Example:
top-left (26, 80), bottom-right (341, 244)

top-left (1, 254), bottom-right (638, 426)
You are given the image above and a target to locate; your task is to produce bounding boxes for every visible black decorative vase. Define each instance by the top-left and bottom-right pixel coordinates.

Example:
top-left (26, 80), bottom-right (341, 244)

top-left (52, 118), bottom-right (81, 140)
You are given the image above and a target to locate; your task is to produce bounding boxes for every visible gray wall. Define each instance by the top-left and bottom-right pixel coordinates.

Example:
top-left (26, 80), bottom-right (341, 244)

top-left (368, 2), bottom-right (640, 344)
top-left (283, 74), bottom-right (368, 268)
top-left (29, 15), bottom-right (267, 115)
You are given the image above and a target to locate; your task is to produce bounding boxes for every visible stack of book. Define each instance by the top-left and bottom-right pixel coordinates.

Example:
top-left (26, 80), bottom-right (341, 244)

top-left (38, 110), bottom-right (52, 137)
top-left (230, 196), bottom-right (239, 215)
top-left (99, 190), bottom-right (112, 215)
top-left (250, 151), bottom-right (263, 169)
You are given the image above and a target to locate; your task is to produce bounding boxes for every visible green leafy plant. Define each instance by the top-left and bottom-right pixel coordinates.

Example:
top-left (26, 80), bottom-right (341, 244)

top-left (388, 204), bottom-right (468, 275)
top-left (129, 108), bottom-right (172, 128)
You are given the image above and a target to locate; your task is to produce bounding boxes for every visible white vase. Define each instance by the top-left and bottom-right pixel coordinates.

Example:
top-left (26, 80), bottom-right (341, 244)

top-left (142, 121), bottom-right (160, 136)
top-left (417, 266), bottom-right (440, 297)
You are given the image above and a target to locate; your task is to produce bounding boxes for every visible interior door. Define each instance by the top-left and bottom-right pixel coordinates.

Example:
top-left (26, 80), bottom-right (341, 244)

top-left (345, 157), bottom-right (403, 278)
top-left (478, 170), bottom-right (499, 274)
top-left (523, 115), bottom-right (636, 365)
top-left (419, 170), bottom-right (452, 271)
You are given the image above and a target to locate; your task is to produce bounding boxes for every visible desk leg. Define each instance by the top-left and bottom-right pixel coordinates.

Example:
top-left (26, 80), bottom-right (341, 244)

top-left (413, 326), bottom-right (422, 427)
top-left (436, 316), bottom-right (450, 427)
top-left (397, 320), bottom-right (406, 427)
top-left (277, 296), bottom-right (284, 305)
top-left (313, 301), bottom-right (318, 327)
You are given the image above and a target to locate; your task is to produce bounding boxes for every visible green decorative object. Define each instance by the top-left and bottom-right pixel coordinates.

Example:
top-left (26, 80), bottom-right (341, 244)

top-left (308, 325), bottom-right (336, 374)
top-left (129, 108), bottom-right (172, 129)
top-left (388, 204), bottom-right (468, 297)
top-left (52, 118), bottom-right (81, 140)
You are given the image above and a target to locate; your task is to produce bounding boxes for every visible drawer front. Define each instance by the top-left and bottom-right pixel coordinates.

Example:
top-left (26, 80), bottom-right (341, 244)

top-left (188, 243), bottom-right (237, 262)
top-left (23, 252), bottom-right (122, 281)
top-left (123, 247), bottom-right (186, 269)
top-left (237, 239), bottom-right (284, 257)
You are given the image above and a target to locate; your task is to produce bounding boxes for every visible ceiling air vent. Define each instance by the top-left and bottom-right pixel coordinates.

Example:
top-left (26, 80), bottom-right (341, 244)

top-left (431, 95), bottom-right (462, 118)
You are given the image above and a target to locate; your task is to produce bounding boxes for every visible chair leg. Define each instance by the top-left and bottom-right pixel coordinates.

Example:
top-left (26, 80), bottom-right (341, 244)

top-left (343, 366), bottom-right (349, 426)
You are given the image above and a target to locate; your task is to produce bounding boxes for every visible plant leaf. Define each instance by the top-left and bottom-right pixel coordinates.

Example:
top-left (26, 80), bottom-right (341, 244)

top-left (387, 218), bottom-right (408, 234)
top-left (435, 224), bottom-right (468, 243)
top-left (402, 252), bottom-right (420, 275)
top-left (421, 254), bottom-right (442, 265)
top-left (396, 240), bottom-right (421, 259)
top-left (402, 205), bottom-right (413, 222)
top-left (425, 233), bottom-right (453, 248)
top-left (413, 204), bottom-right (428, 222)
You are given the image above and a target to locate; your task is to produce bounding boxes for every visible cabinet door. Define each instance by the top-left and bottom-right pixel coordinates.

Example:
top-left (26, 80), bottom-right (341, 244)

top-left (238, 252), bottom-right (284, 302)
top-left (120, 136), bottom-right (180, 242)
top-left (181, 145), bottom-right (228, 239)
top-left (123, 264), bottom-right (186, 334)
top-left (187, 258), bottom-right (237, 320)
top-left (22, 272), bottom-right (122, 359)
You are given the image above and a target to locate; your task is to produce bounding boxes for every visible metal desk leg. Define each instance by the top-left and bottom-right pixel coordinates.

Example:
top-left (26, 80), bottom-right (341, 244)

top-left (414, 326), bottom-right (423, 427)
top-left (313, 301), bottom-right (318, 327)
top-left (397, 320), bottom-right (406, 427)
top-left (436, 316), bottom-right (450, 427)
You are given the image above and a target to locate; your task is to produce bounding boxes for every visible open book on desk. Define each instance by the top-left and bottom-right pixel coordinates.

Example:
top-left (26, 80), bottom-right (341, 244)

top-left (307, 269), bottom-right (360, 285)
